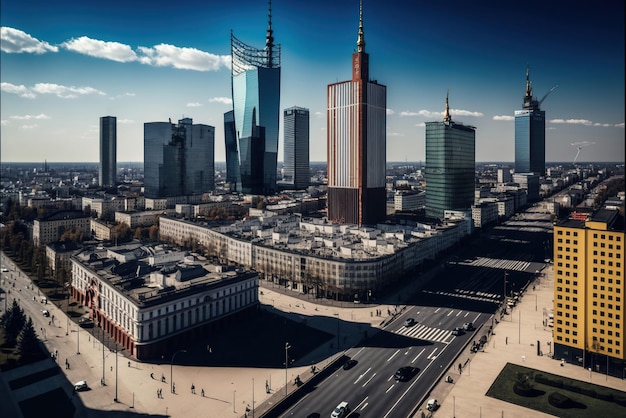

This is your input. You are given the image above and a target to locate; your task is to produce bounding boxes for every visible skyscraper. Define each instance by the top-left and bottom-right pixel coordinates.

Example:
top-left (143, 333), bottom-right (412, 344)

top-left (230, 2), bottom-right (280, 195)
top-left (99, 116), bottom-right (117, 188)
top-left (514, 67), bottom-right (550, 176)
top-left (144, 118), bottom-right (214, 198)
top-left (327, 1), bottom-right (386, 226)
top-left (224, 110), bottom-right (239, 187)
top-left (425, 93), bottom-right (476, 220)
top-left (283, 106), bottom-right (310, 190)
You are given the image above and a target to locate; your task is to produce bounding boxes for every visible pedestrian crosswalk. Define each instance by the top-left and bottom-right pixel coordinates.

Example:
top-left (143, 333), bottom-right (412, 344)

top-left (394, 323), bottom-right (453, 344)
top-left (456, 257), bottom-right (531, 272)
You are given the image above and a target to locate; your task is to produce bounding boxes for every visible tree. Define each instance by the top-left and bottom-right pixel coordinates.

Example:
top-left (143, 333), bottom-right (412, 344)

top-left (17, 317), bottom-right (40, 361)
top-left (149, 224), bottom-right (159, 241)
top-left (1, 299), bottom-right (26, 347)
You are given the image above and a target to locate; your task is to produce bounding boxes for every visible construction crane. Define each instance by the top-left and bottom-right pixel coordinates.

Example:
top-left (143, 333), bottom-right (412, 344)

top-left (539, 84), bottom-right (558, 107)
top-left (571, 141), bottom-right (595, 164)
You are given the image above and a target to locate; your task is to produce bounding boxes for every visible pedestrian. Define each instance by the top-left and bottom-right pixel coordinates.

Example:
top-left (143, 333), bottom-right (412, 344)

top-left (161, 374), bottom-right (165, 383)
top-left (67, 361), bottom-right (70, 370)
top-left (201, 388), bottom-right (204, 397)
top-left (173, 383), bottom-right (176, 394)
top-left (157, 389), bottom-right (160, 398)
top-left (191, 384), bottom-right (195, 394)
top-left (128, 361), bottom-right (131, 367)
top-left (150, 372), bottom-right (154, 379)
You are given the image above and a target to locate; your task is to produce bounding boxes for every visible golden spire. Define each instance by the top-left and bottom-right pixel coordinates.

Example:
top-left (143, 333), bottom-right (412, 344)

top-left (357, 0), bottom-right (366, 52)
top-left (443, 89), bottom-right (451, 123)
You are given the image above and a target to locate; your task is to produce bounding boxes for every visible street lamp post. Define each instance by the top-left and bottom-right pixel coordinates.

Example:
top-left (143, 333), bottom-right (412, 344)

top-left (170, 349), bottom-right (187, 393)
top-left (77, 325), bottom-right (80, 354)
top-left (334, 313), bottom-right (340, 350)
top-left (284, 342), bottom-right (290, 397)
top-left (503, 272), bottom-right (508, 304)
top-left (114, 343), bottom-right (118, 402)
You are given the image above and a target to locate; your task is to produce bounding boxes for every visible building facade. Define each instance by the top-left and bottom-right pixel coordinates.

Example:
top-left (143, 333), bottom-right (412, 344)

top-left (99, 116), bottom-right (117, 188)
top-left (327, 4), bottom-right (386, 226)
top-left (144, 118), bottom-right (215, 198)
top-left (33, 210), bottom-right (91, 246)
top-left (515, 67), bottom-right (547, 176)
top-left (223, 110), bottom-right (239, 187)
top-left (425, 94), bottom-right (476, 220)
top-left (283, 106), bottom-right (310, 190)
top-left (71, 245), bottom-right (259, 360)
top-left (230, 4), bottom-right (281, 195)
top-left (553, 209), bottom-right (625, 377)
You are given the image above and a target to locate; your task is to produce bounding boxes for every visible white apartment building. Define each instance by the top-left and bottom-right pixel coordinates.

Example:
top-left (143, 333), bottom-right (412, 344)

top-left (394, 190), bottom-right (425, 212)
top-left (33, 210), bottom-right (91, 246)
top-left (115, 210), bottom-right (162, 228)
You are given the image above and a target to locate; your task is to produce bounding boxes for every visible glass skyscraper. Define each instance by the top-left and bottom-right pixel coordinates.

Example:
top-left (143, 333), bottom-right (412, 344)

top-left (327, 3), bottom-right (386, 226)
top-left (223, 110), bottom-right (239, 187)
top-left (229, 3), bottom-right (280, 195)
top-left (283, 106), bottom-right (310, 190)
top-left (144, 118), bottom-right (215, 198)
top-left (99, 116), bottom-right (117, 188)
top-left (515, 67), bottom-right (546, 175)
top-left (425, 94), bottom-right (476, 220)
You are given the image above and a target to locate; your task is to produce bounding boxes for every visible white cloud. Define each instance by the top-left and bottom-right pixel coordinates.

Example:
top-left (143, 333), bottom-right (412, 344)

top-left (118, 119), bottom-right (134, 124)
top-left (401, 109), bottom-right (482, 118)
top-left (550, 118), bottom-right (593, 126)
top-left (314, 111), bottom-right (324, 118)
top-left (1, 120), bottom-right (8, 126)
top-left (31, 83), bottom-right (106, 99)
top-left (0, 27), bottom-right (58, 54)
top-left (137, 44), bottom-right (230, 71)
top-left (62, 36), bottom-right (137, 62)
top-left (21, 124), bottom-right (38, 129)
top-left (401, 110), bottom-right (437, 117)
top-left (615, 122), bottom-right (625, 128)
top-left (386, 108), bottom-right (395, 115)
top-left (10, 113), bottom-right (51, 120)
top-left (415, 122), bottom-right (426, 127)
top-left (387, 132), bottom-right (404, 137)
top-left (450, 109), bottom-right (483, 117)
top-left (209, 97), bottom-right (233, 105)
top-left (493, 115), bottom-right (514, 121)
top-left (187, 102), bottom-right (203, 107)
top-left (1, 82), bottom-right (36, 98)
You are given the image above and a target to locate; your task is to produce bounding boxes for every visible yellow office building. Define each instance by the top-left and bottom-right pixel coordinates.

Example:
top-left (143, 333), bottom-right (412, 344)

top-left (553, 208), bottom-right (625, 377)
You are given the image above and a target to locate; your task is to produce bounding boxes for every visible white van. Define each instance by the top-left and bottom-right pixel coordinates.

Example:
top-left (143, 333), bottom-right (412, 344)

top-left (74, 380), bottom-right (88, 391)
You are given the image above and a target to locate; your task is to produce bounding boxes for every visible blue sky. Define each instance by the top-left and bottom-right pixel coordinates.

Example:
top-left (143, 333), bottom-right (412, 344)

top-left (1, 0), bottom-right (624, 164)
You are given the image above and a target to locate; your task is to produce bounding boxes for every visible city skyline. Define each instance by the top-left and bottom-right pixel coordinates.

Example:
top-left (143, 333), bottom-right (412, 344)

top-left (1, 0), bottom-right (624, 164)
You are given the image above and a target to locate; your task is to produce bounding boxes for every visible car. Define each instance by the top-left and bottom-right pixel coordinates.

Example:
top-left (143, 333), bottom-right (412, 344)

top-left (79, 318), bottom-right (94, 328)
top-left (451, 327), bottom-right (464, 336)
top-left (463, 322), bottom-right (474, 331)
top-left (1, 268), bottom-right (8, 272)
top-left (426, 398), bottom-right (440, 411)
top-left (42, 310), bottom-right (50, 317)
top-left (74, 380), bottom-right (88, 391)
top-left (394, 366), bottom-right (414, 382)
top-left (404, 318), bottom-right (415, 327)
top-left (330, 401), bottom-right (349, 418)
top-left (343, 359), bottom-right (358, 370)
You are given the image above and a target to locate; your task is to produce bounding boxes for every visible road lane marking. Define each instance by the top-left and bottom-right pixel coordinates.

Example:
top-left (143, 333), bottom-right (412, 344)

top-left (434, 307), bottom-right (441, 313)
top-left (427, 347), bottom-right (438, 359)
top-left (412, 348), bottom-right (425, 363)
top-left (464, 311), bottom-right (470, 317)
top-left (456, 311), bottom-right (462, 316)
top-left (473, 313), bottom-right (482, 322)
top-left (362, 373), bottom-right (376, 387)
top-left (446, 310), bottom-right (453, 316)
top-left (385, 384), bottom-right (395, 393)
top-left (354, 367), bottom-right (371, 384)
top-left (387, 349), bottom-right (400, 362)
top-left (360, 402), bottom-right (368, 412)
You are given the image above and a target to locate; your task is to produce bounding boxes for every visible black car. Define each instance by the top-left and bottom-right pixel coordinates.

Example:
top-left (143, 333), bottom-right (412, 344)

top-left (451, 327), bottom-right (464, 336)
top-left (404, 318), bottom-right (416, 327)
top-left (343, 359), bottom-right (358, 370)
top-left (394, 366), bottom-right (414, 381)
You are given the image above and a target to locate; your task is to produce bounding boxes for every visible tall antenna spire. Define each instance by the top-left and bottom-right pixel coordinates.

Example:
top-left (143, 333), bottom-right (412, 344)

top-left (357, 0), bottom-right (366, 53)
top-left (443, 89), bottom-right (452, 123)
top-left (266, 0), bottom-right (274, 67)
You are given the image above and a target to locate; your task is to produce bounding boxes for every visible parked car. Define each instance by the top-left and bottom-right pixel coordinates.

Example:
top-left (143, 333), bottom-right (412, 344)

top-left (74, 380), bottom-right (88, 391)
top-left (404, 318), bottom-right (416, 327)
top-left (451, 327), bottom-right (464, 336)
top-left (463, 322), bottom-right (474, 331)
top-left (426, 398), bottom-right (439, 411)
top-left (330, 401), bottom-right (350, 418)
top-left (79, 318), bottom-right (94, 328)
top-left (343, 359), bottom-right (358, 370)
top-left (42, 310), bottom-right (50, 317)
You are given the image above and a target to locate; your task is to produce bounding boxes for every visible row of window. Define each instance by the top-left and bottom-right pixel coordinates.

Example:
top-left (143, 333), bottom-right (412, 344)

top-left (555, 335), bottom-right (621, 355)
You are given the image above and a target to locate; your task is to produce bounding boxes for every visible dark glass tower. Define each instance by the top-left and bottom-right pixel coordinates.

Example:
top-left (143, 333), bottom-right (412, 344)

top-left (99, 116), bottom-right (117, 188)
top-left (224, 110), bottom-right (239, 187)
top-left (327, 1), bottom-right (387, 226)
top-left (230, 1), bottom-right (280, 195)
top-left (144, 118), bottom-right (215, 198)
top-left (283, 106), bottom-right (310, 190)
top-left (515, 67), bottom-right (546, 176)
top-left (425, 93), bottom-right (476, 220)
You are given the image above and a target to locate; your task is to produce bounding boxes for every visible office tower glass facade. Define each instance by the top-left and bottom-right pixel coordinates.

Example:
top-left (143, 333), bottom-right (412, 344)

top-left (283, 106), bottom-right (310, 190)
top-left (99, 116), bottom-right (117, 188)
top-left (230, 4), bottom-right (280, 195)
top-left (515, 67), bottom-right (548, 176)
top-left (224, 110), bottom-right (239, 187)
top-left (144, 118), bottom-right (214, 198)
top-left (425, 119), bottom-right (476, 220)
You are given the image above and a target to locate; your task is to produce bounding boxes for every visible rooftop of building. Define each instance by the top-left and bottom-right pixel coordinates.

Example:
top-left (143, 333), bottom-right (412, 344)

top-left (72, 243), bottom-right (256, 308)
top-left (39, 210), bottom-right (87, 222)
